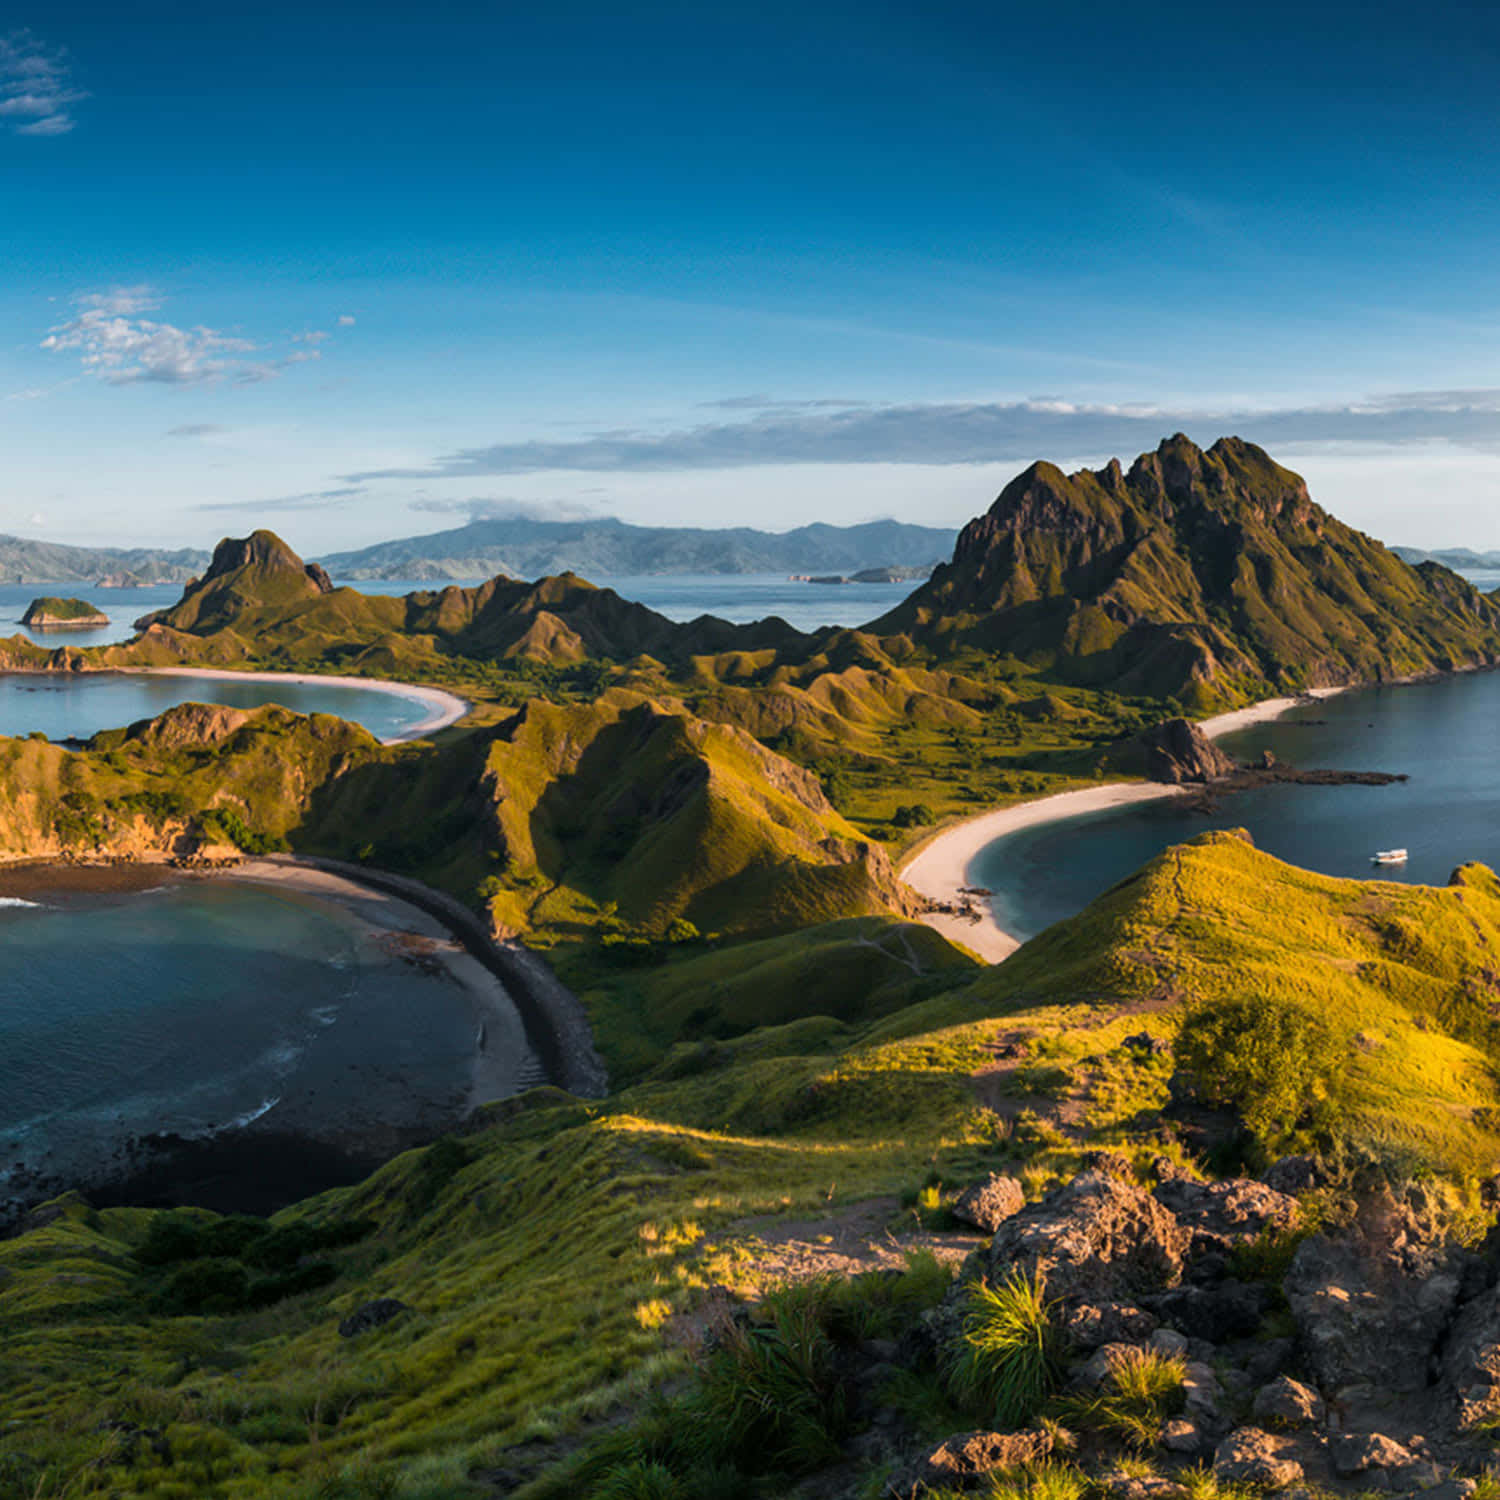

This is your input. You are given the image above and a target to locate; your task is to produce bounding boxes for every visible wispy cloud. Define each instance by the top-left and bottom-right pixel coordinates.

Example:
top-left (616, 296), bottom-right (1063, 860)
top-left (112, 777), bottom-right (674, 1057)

top-left (191, 486), bottom-right (367, 514)
top-left (348, 391), bottom-right (1500, 480)
top-left (43, 287), bottom-right (342, 387)
top-left (166, 422), bottom-right (228, 438)
top-left (0, 30), bottom-right (86, 136)
top-left (408, 496), bottom-right (600, 522)
top-left (697, 393), bottom-right (872, 412)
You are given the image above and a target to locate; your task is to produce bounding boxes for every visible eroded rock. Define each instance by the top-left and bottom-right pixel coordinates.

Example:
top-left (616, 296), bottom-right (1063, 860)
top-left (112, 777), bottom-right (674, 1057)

top-left (1252, 1375), bottom-right (1324, 1430)
top-left (1152, 1176), bottom-right (1300, 1255)
top-left (1060, 1300), bottom-right (1157, 1351)
top-left (952, 1173), bottom-right (1025, 1234)
top-left (978, 1171), bottom-right (1188, 1302)
top-left (885, 1428), bottom-right (1052, 1498)
top-left (1213, 1427), bottom-right (1305, 1489)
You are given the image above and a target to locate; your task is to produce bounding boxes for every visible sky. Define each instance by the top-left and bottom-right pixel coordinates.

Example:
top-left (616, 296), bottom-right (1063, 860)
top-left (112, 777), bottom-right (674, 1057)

top-left (6, 0), bottom-right (1500, 554)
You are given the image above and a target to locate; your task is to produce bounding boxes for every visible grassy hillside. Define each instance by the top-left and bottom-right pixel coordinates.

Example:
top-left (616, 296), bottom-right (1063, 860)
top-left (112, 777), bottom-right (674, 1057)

top-left (7, 833), bottom-right (1500, 1498)
top-left (0, 691), bottom-right (908, 952)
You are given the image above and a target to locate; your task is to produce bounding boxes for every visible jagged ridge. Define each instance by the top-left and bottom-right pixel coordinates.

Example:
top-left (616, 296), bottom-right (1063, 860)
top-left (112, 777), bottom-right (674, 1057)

top-left (876, 434), bottom-right (1500, 707)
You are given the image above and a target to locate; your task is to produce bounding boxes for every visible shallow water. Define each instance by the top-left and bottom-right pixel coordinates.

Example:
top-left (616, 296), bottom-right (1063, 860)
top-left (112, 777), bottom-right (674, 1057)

top-left (0, 876), bottom-right (538, 1213)
top-left (971, 670), bottom-right (1500, 945)
top-left (0, 671), bottom-right (439, 743)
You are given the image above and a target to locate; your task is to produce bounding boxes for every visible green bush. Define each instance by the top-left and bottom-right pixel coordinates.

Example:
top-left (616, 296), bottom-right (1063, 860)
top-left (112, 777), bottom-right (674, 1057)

top-left (1174, 995), bottom-right (1344, 1148)
top-left (1054, 1348), bottom-right (1186, 1447)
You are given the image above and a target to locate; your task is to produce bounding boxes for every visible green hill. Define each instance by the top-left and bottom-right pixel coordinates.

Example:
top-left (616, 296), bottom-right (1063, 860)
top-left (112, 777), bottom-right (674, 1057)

top-left (9, 832), bottom-right (1500, 1497)
top-left (18, 596), bottom-right (109, 627)
top-left (874, 434), bottom-right (1500, 709)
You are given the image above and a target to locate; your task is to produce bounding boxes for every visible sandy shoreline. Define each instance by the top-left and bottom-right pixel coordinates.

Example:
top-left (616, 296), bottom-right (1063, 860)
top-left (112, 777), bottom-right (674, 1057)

top-left (221, 858), bottom-right (542, 1112)
top-left (141, 666), bottom-right (469, 743)
top-left (899, 687), bottom-right (1349, 964)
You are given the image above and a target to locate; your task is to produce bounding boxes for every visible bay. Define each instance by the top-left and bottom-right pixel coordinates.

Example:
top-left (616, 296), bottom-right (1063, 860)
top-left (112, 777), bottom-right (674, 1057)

top-left (0, 875), bottom-right (538, 1217)
top-left (972, 669), bottom-right (1500, 946)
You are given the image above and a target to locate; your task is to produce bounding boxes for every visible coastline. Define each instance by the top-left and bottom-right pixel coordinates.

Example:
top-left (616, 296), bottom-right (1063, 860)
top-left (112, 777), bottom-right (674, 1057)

top-left (0, 854), bottom-right (603, 1226)
top-left (899, 686), bottom-right (1350, 964)
top-left (140, 666), bottom-right (469, 743)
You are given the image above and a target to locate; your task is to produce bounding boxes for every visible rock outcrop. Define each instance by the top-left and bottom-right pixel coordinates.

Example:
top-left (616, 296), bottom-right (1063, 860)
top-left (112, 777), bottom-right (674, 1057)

top-left (974, 1170), bottom-right (1189, 1300)
top-left (1116, 717), bottom-right (1238, 785)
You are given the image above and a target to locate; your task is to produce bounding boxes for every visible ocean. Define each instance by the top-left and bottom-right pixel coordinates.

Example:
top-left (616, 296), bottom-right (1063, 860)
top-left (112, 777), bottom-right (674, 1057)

top-left (0, 872), bottom-right (538, 1220)
top-left (972, 668), bottom-right (1500, 945)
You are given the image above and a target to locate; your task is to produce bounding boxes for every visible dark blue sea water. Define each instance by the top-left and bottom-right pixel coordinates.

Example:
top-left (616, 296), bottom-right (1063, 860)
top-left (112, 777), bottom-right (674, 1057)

top-left (971, 669), bottom-right (1500, 945)
top-left (0, 876), bottom-right (533, 1214)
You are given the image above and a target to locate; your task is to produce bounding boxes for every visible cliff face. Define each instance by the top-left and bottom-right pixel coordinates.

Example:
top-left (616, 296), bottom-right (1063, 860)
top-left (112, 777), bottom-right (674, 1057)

top-left (874, 435), bottom-right (1500, 707)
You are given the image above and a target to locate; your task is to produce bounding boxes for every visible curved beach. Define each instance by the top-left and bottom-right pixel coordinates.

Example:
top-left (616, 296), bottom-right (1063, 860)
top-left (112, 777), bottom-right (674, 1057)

top-left (901, 690), bottom-right (1346, 962)
top-left (143, 667), bottom-right (469, 743)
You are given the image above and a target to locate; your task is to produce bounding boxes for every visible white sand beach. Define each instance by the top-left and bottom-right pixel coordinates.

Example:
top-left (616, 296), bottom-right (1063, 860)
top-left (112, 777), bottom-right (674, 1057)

top-left (899, 783), bottom-right (1190, 961)
top-left (143, 667), bottom-right (469, 743)
top-left (900, 686), bottom-right (1351, 963)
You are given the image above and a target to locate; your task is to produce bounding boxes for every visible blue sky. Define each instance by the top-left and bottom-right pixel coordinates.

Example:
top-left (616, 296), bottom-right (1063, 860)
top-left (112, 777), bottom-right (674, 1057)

top-left (6, 0), bottom-right (1500, 552)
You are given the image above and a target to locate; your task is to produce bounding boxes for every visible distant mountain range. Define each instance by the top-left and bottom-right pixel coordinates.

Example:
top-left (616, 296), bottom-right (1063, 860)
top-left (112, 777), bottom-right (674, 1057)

top-left (0, 536), bottom-right (208, 586)
top-left (1392, 546), bottom-right (1500, 571)
top-left (314, 516), bottom-right (955, 580)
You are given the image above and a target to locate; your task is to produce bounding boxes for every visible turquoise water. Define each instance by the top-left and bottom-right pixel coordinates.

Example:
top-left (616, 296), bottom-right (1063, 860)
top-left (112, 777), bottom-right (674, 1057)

top-left (0, 672), bottom-right (438, 743)
top-left (971, 670), bottom-right (1500, 945)
top-left (0, 877), bottom-right (533, 1215)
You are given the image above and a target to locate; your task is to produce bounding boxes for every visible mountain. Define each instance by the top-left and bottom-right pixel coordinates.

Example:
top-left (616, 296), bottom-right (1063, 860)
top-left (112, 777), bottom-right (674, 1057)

top-left (315, 515), bottom-right (954, 579)
top-left (875, 433), bottom-right (1500, 708)
top-left (1392, 545), bottom-right (1500, 571)
top-left (0, 535), bottom-right (207, 586)
top-left (123, 530), bottom-right (808, 671)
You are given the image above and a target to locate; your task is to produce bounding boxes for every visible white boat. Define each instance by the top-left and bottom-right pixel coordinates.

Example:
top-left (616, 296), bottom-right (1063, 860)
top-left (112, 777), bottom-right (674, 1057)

top-left (1372, 848), bottom-right (1409, 865)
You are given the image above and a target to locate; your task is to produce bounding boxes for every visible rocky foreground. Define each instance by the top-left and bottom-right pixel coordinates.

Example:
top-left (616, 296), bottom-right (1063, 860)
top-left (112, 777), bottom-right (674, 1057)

top-left (871, 1160), bottom-right (1500, 1498)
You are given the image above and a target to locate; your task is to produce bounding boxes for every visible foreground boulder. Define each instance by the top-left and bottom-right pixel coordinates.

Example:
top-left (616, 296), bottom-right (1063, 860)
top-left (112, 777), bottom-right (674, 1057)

top-left (1152, 1176), bottom-right (1299, 1256)
top-left (886, 1428), bottom-right (1052, 1498)
top-left (1252, 1375), bottom-right (1324, 1430)
top-left (976, 1171), bottom-right (1188, 1300)
top-left (1213, 1427), bottom-right (1305, 1488)
top-left (952, 1173), bottom-right (1025, 1233)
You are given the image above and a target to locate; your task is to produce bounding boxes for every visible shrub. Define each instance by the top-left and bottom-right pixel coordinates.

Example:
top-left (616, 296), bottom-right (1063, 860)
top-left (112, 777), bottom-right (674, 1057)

top-left (1173, 994), bottom-right (1343, 1148)
top-left (945, 1269), bottom-right (1062, 1425)
top-left (1054, 1348), bottom-right (1186, 1447)
top-left (696, 1295), bottom-right (847, 1471)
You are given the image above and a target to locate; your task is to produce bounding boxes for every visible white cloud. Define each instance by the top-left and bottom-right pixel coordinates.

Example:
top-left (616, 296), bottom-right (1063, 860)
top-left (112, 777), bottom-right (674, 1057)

top-left (42, 287), bottom-right (344, 387)
top-left (336, 315), bottom-right (356, 327)
top-left (348, 389), bottom-right (1500, 480)
top-left (0, 30), bottom-right (86, 137)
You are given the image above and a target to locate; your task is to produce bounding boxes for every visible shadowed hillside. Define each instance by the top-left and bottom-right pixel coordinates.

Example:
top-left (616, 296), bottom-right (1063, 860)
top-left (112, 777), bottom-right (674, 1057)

top-left (875, 434), bottom-right (1500, 708)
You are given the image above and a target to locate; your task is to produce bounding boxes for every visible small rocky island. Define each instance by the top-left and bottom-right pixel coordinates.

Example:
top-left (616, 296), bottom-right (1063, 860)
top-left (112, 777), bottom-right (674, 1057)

top-left (19, 596), bottom-right (110, 629)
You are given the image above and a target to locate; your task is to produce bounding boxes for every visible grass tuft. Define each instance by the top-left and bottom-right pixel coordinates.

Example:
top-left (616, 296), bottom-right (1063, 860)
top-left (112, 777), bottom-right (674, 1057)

top-left (944, 1269), bottom-right (1062, 1426)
